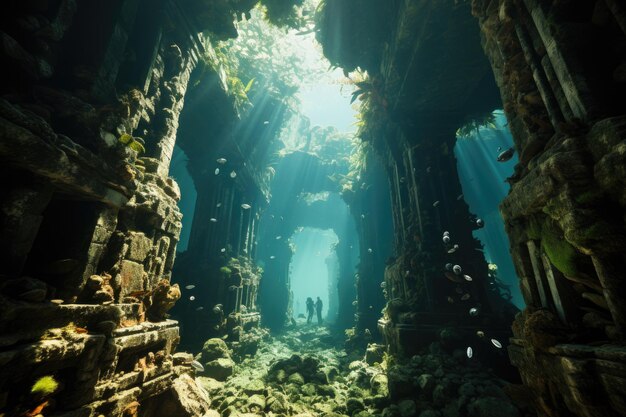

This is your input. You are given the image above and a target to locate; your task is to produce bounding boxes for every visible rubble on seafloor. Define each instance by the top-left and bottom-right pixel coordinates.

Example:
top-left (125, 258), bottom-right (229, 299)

top-left (190, 321), bottom-right (534, 417)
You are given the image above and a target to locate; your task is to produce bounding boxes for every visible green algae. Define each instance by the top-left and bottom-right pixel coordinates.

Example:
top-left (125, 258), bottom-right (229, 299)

top-left (31, 376), bottom-right (58, 396)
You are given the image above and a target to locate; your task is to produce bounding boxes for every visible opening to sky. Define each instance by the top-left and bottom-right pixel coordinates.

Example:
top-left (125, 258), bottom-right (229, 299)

top-left (297, 69), bottom-right (356, 132)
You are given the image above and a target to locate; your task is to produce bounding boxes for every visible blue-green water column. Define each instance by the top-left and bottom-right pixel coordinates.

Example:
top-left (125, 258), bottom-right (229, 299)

top-left (454, 112), bottom-right (525, 308)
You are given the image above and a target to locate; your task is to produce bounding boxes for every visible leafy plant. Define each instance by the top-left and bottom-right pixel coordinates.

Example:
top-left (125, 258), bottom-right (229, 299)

top-left (118, 133), bottom-right (146, 154)
top-left (259, 0), bottom-right (309, 28)
top-left (205, 44), bottom-right (254, 117)
top-left (456, 112), bottom-right (497, 138)
top-left (31, 376), bottom-right (58, 396)
top-left (349, 71), bottom-right (388, 149)
top-left (212, 5), bottom-right (325, 105)
top-left (118, 133), bottom-right (146, 173)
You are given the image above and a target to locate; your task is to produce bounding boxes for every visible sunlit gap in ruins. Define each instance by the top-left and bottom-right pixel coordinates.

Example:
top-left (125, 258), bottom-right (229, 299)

top-left (288, 227), bottom-right (339, 324)
top-left (454, 110), bottom-right (524, 308)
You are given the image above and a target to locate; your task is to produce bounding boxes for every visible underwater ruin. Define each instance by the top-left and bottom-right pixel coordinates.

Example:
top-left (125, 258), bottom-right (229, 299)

top-left (1, 0), bottom-right (625, 416)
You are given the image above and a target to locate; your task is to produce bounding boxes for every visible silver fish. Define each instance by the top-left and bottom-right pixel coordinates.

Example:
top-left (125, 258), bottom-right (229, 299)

top-left (191, 360), bottom-right (204, 372)
top-left (497, 148), bottom-right (515, 162)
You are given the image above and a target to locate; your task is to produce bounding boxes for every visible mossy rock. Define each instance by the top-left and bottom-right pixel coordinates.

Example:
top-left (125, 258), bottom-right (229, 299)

top-left (288, 372), bottom-right (305, 385)
top-left (526, 217), bottom-right (582, 278)
top-left (201, 338), bottom-right (232, 362)
top-left (525, 216), bottom-right (542, 240)
top-left (540, 220), bottom-right (580, 277)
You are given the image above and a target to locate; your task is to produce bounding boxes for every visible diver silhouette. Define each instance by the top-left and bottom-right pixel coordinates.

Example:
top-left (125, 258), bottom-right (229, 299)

top-left (306, 297), bottom-right (314, 324)
top-left (315, 296), bottom-right (323, 325)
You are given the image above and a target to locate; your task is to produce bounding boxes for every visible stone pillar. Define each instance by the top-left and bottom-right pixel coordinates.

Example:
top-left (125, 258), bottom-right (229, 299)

top-left (592, 256), bottom-right (626, 339)
top-left (150, 43), bottom-right (197, 178)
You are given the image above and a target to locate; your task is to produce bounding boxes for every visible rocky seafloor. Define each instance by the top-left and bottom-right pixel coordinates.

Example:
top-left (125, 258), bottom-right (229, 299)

top-left (190, 322), bottom-right (534, 417)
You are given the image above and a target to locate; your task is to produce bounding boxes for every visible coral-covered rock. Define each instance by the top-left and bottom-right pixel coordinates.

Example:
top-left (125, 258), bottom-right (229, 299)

top-left (370, 373), bottom-right (389, 396)
top-left (147, 279), bottom-right (180, 321)
top-left (200, 338), bottom-right (232, 362)
top-left (167, 374), bottom-right (212, 416)
top-left (204, 357), bottom-right (235, 381)
top-left (365, 343), bottom-right (385, 365)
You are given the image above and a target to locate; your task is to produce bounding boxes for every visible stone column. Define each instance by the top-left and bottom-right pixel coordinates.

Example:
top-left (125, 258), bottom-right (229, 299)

top-left (592, 256), bottom-right (626, 340)
top-left (150, 43), bottom-right (197, 178)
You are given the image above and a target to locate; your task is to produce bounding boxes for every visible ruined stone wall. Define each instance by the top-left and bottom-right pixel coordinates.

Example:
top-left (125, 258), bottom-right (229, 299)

top-left (0, 1), bottom-right (220, 415)
top-left (330, 0), bottom-right (521, 360)
top-left (169, 67), bottom-right (283, 351)
top-left (473, 1), bottom-right (626, 416)
top-left (372, 126), bottom-right (518, 361)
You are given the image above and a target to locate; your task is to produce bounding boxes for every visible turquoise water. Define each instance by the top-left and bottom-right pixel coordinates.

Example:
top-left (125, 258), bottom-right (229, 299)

top-left (455, 112), bottom-right (524, 308)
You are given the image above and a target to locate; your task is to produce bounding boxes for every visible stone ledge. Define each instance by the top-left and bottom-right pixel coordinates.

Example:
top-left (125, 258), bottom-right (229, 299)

top-left (0, 334), bottom-right (105, 369)
top-left (113, 319), bottom-right (179, 337)
top-left (95, 363), bottom-right (174, 398)
top-left (113, 326), bottom-right (178, 352)
top-left (0, 301), bottom-right (138, 348)
top-left (0, 113), bottom-right (131, 207)
top-left (509, 339), bottom-right (626, 416)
